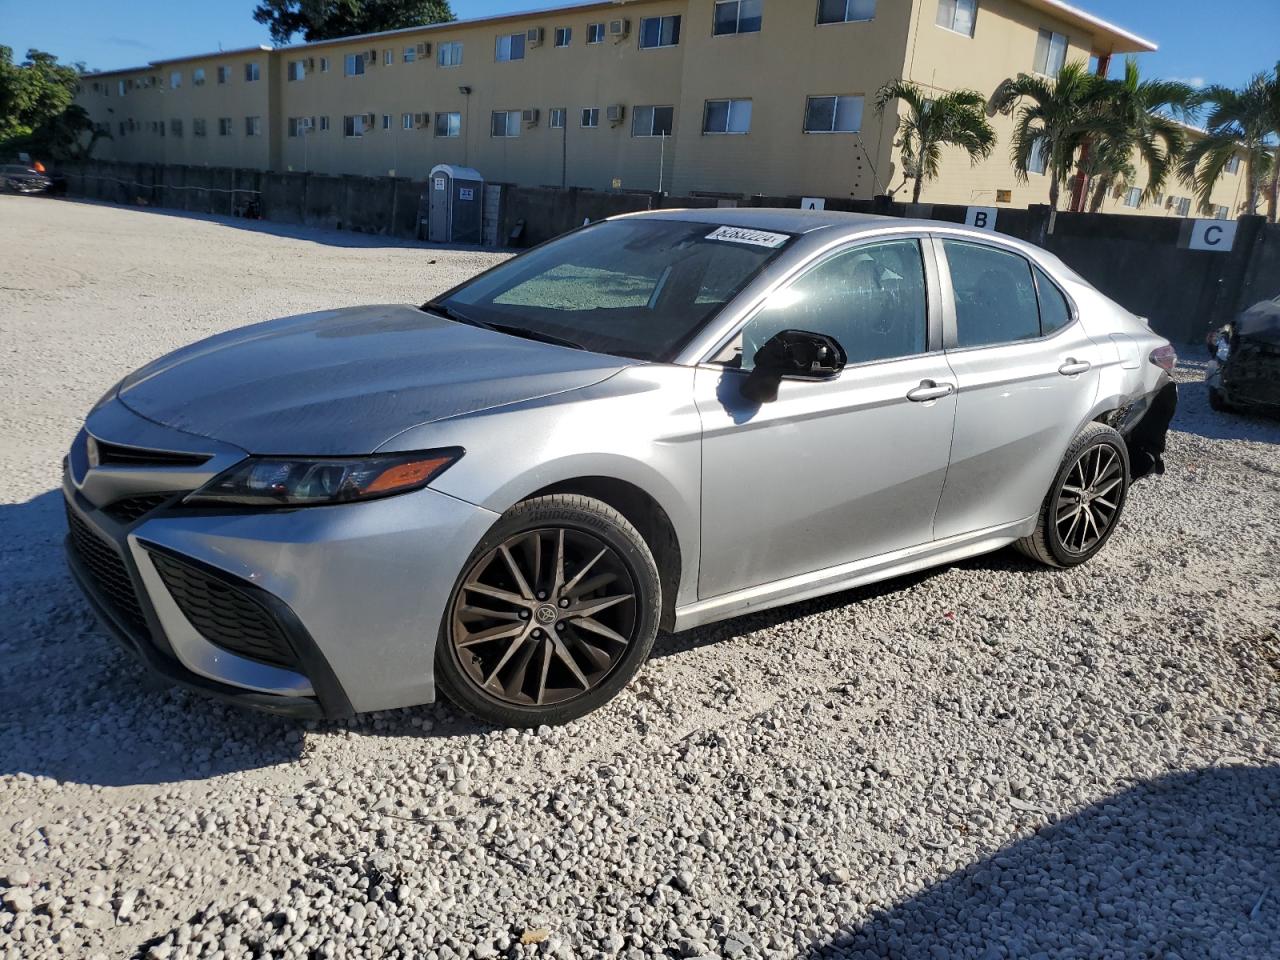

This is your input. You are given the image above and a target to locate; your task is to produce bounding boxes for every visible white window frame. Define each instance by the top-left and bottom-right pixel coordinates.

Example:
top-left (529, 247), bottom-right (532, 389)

top-left (245, 62), bottom-right (261, 82)
top-left (435, 111), bottom-right (461, 137)
top-left (117, 79), bottom-right (127, 96)
top-left (703, 98), bottom-right (752, 135)
top-left (549, 107), bottom-right (567, 129)
top-left (586, 23), bottom-right (606, 43)
top-left (344, 53), bottom-right (365, 77)
top-left (816, 0), bottom-right (877, 25)
top-left (714, 0), bottom-right (763, 36)
top-left (1225, 155), bottom-right (1241, 174)
top-left (632, 105), bottom-right (674, 137)
top-left (438, 41), bottom-right (463, 66)
top-left (320, 57), bottom-right (330, 73)
top-left (402, 112), bottom-right (414, 130)
top-left (218, 117), bottom-right (232, 136)
top-left (192, 68), bottom-right (206, 86)
top-left (491, 110), bottom-right (521, 137)
top-left (344, 114), bottom-right (366, 138)
top-left (383, 49), bottom-right (393, 66)
top-left (403, 46), bottom-right (416, 62)
top-left (1033, 29), bottom-right (1068, 76)
top-left (169, 70), bottom-right (182, 89)
top-left (935, 0), bottom-right (977, 37)
top-left (1123, 187), bottom-right (1142, 208)
top-left (245, 115), bottom-right (262, 137)
top-left (639, 15), bottom-right (682, 49)
top-left (496, 34), bottom-right (526, 62)
top-left (382, 113), bottom-right (392, 130)
top-left (288, 60), bottom-right (305, 81)
top-left (555, 27), bottom-right (571, 47)
top-left (1027, 139), bottom-right (1049, 175)
top-left (319, 115), bottom-right (330, 131)
top-left (803, 94), bottom-right (864, 133)
top-left (581, 107), bottom-right (600, 128)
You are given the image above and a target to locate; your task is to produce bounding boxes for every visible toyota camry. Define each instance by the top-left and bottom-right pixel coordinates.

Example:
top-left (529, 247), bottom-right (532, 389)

top-left (64, 209), bottom-right (1177, 726)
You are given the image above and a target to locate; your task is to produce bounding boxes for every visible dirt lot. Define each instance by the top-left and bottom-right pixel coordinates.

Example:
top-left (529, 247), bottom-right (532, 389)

top-left (1, 196), bottom-right (1278, 960)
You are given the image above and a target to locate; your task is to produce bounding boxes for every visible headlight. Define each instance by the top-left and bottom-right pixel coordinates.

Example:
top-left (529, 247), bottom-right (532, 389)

top-left (184, 449), bottom-right (463, 507)
top-left (1214, 334), bottom-right (1231, 363)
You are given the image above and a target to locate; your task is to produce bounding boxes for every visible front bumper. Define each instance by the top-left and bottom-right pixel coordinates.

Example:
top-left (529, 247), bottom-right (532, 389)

top-left (64, 405), bottom-right (499, 718)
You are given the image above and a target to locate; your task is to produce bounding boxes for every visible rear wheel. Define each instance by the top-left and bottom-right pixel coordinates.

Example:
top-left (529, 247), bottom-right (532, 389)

top-left (1016, 422), bottom-right (1129, 568)
top-left (435, 495), bottom-right (660, 727)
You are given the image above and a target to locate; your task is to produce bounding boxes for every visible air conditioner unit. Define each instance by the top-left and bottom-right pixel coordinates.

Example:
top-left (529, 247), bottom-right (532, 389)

top-left (527, 27), bottom-right (544, 46)
top-left (364, 49), bottom-right (377, 63)
top-left (522, 108), bottom-right (540, 125)
top-left (606, 104), bottom-right (625, 124)
top-left (609, 19), bottom-right (630, 38)
top-left (417, 42), bottom-right (431, 57)
top-left (414, 112), bottom-right (430, 127)
top-left (298, 117), bottom-right (313, 130)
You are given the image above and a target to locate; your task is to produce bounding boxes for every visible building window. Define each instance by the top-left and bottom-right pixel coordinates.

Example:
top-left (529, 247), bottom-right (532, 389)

top-left (1123, 187), bottom-right (1142, 208)
top-left (319, 115), bottom-right (330, 131)
top-left (1027, 139), bottom-right (1048, 175)
top-left (639, 15), bottom-right (681, 48)
top-left (817, 0), bottom-right (877, 24)
top-left (714, 0), bottom-right (763, 35)
top-left (320, 57), bottom-right (329, 72)
top-left (170, 118), bottom-right (183, 136)
top-left (287, 117), bottom-right (298, 137)
top-left (245, 115), bottom-right (262, 136)
top-left (192, 68), bottom-right (206, 86)
top-left (435, 111), bottom-right (461, 137)
top-left (193, 118), bottom-right (207, 137)
top-left (288, 60), bottom-right (305, 81)
top-left (345, 53), bottom-right (365, 77)
top-left (549, 107), bottom-right (567, 128)
top-left (438, 41), bottom-right (463, 66)
top-left (1175, 197), bottom-right (1192, 217)
top-left (1214, 204), bottom-right (1230, 219)
top-left (218, 117), bottom-right (232, 136)
top-left (344, 115), bottom-right (365, 138)
top-left (117, 79), bottom-right (127, 96)
top-left (586, 23), bottom-right (606, 43)
top-left (496, 34), bottom-right (526, 61)
top-left (581, 107), bottom-right (600, 127)
top-left (632, 105), bottom-right (674, 137)
top-left (401, 112), bottom-right (413, 130)
top-left (703, 98), bottom-right (752, 134)
top-left (1225, 155), bottom-right (1240, 174)
top-left (380, 113), bottom-right (391, 130)
top-left (245, 62), bottom-right (260, 82)
top-left (1033, 29), bottom-right (1068, 76)
top-left (936, 0), bottom-right (976, 36)
top-left (170, 70), bottom-right (182, 89)
top-left (491, 110), bottom-right (521, 137)
top-left (403, 46), bottom-right (416, 62)
top-left (803, 94), bottom-right (864, 133)
top-left (216, 65), bottom-right (229, 84)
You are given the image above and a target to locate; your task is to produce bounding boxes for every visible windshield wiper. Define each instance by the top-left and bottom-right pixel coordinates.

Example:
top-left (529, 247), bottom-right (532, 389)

top-left (426, 301), bottom-right (587, 351)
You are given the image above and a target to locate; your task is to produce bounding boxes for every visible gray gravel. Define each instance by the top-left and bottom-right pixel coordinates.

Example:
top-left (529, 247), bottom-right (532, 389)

top-left (1, 196), bottom-right (1278, 960)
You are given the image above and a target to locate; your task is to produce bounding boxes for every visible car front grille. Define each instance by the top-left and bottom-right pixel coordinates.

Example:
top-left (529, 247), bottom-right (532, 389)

top-left (102, 493), bottom-right (175, 524)
top-left (149, 553), bottom-right (297, 670)
top-left (90, 439), bottom-right (210, 468)
top-left (1227, 341), bottom-right (1280, 405)
top-left (65, 502), bottom-right (147, 631)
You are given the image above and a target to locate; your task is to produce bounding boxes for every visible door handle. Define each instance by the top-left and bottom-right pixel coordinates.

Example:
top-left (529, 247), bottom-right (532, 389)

top-left (906, 380), bottom-right (956, 403)
top-left (1058, 358), bottom-right (1092, 376)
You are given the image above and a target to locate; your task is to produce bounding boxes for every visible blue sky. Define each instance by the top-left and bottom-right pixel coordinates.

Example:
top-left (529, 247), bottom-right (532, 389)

top-left (3, 0), bottom-right (1277, 90)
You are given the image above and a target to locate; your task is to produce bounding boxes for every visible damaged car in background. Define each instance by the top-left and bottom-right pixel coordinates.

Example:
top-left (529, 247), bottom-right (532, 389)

top-left (63, 210), bottom-right (1177, 727)
top-left (1207, 294), bottom-right (1280, 415)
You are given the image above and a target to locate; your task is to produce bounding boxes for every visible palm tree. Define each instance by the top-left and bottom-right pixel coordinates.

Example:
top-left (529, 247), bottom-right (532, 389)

top-left (1082, 59), bottom-right (1194, 211)
top-left (991, 60), bottom-right (1113, 210)
top-left (1179, 67), bottom-right (1280, 216)
top-left (873, 80), bottom-right (996, 204)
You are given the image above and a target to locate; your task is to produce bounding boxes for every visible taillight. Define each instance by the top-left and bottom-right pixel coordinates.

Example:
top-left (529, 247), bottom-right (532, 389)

top-left (1149, 344), bottom-right (1177, 371)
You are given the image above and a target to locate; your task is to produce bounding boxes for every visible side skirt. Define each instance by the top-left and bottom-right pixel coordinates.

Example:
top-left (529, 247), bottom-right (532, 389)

top-left (672, 516), bottom-right (1036, 632)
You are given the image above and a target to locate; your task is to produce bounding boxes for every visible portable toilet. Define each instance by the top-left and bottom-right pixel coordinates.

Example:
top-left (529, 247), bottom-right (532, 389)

top-left (426, 164), bottom-right (484, 244)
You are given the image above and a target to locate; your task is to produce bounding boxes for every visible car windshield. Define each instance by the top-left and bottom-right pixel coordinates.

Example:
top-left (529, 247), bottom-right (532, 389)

top-left (430, 218), bottom-right (793, 361)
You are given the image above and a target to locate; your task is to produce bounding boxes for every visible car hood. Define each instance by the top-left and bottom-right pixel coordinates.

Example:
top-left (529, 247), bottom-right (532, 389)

top-left (1236, 298), bottom-right (1280, 344)
top-left (116, 304), bottom-right (631, 454)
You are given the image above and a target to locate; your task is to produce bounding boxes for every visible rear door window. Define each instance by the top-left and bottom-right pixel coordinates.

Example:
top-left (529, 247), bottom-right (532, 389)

top-left (942, 240), bottom-right (1041, 348)
top-left (1033, 265), bottom-right (1073, 336)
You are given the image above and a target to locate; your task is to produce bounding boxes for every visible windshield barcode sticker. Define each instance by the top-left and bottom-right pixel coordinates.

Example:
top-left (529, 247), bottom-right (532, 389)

top-left (705, 226), bottom-right (790, 248)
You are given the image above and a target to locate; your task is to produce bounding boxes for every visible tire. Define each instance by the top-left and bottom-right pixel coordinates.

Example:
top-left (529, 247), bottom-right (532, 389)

top-left (435, 494), bottom-right (660, 727)
top-left (1015, 422), bottom-right (1130, 569)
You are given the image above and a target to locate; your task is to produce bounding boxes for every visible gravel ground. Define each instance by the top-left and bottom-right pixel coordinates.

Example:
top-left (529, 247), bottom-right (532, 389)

top-left (1, 196), bottom-right (1278, 960)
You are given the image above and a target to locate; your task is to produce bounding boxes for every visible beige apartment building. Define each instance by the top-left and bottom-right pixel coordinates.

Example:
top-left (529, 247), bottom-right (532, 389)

top-left (77, 0), bottom-right (1251, 218)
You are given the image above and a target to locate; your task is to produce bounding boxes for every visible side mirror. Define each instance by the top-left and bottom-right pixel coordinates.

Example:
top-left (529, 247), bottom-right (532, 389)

top-left (741, 329), bottom-right (847, 404)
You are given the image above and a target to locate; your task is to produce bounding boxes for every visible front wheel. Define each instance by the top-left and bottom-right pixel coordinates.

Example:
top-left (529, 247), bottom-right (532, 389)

top-left (1208, 386), bottom-right (1231, 412)
top-left (435, 495), bottom-right (660, 727)
top-left (1016, 422), bottom-right (1130, 568)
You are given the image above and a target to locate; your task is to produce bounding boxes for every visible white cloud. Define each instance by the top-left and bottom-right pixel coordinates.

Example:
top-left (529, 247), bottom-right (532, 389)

top-left (1171, 76), bottom-right (1208, 89)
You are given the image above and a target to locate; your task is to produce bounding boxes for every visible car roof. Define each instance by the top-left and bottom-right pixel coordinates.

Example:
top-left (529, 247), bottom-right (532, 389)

top-left (626, 206), bottom-right (895, 235)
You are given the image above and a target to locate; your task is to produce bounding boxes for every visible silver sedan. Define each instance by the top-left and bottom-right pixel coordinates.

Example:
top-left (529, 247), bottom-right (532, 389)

top-left (64, 209), bottom-right (1178, 726)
